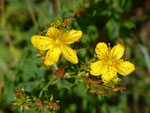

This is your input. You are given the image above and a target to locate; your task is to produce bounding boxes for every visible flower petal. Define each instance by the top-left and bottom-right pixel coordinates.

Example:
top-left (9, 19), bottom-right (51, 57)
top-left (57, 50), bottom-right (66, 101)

top-left (31, 35), bottom-right (54, 50)
top-left (90, 61), bottom-right (104, 76)
top-left (61, 45), bottom-right (78, 64)
top-left (101, 66), bottom-right (117, 83)
top-left (116, 60), bottom-right (135, 76)
top-left (46, 27), bottom-right (60, 40)
top-left (61, 30), bottom-right (82, 44)
top-left (44, 46), bottom-right (61, 65)
top-left (111, 42), bottom-right (125, 60)
top-left (95, 42), bottom-right (108, 60)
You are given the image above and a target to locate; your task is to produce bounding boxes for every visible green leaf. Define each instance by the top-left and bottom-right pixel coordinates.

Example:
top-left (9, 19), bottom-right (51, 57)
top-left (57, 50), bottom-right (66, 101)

top-left (23, 59), bottom-right (38, 75)
top-left (0, 57), bottom-right (7, 70)
top-left (123, 21), bottom-right (135, 29)
top-left (64, 103), bottom-right (77, 113)
top-left (57, 78), bottom-right (73, 89)
top-left (106, 19), bottom-right (120, 42)
top-left (22, 59), bottom-right (38, 81)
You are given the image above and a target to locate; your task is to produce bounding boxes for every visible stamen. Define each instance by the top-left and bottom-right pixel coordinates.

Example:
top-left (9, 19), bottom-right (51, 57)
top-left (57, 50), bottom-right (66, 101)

top-left (107, 43), bottom-right (111, 59)
top-left (108, 43), bottom-right (111, 50)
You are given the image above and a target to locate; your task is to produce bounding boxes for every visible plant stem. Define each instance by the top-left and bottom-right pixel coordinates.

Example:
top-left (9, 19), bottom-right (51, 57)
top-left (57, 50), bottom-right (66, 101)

top-left (39, 64), bottom-right (58, 98)
top-left (39, 77), bottom-right (57, 98)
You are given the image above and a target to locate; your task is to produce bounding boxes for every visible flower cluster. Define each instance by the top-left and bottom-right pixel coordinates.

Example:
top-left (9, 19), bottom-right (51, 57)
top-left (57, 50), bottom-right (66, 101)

top-left (28, 17), bottom-right (135, 112)
top-left (31, 28), bottom-right (135, 83)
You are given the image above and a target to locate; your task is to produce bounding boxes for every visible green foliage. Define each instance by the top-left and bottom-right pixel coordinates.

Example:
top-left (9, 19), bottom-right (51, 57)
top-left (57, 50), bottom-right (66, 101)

top-left (106, 19), bottom-right (120, 42)
top-left (0, 0), bottom-right (150, 113)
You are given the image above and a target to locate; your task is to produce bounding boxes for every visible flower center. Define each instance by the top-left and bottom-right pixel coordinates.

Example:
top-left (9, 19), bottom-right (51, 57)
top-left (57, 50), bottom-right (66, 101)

top-left (54, 39), bottom-right (63, 47)
top-left (53, 32), bottom-right (64, 46)
top-left (101, 50), bottom-right (117, 67)
top-left (106, 60), bottom-right (113, 65)
top-left (103, 56), bottom-right (116, 67)
top-left (55, 39), bottom-right (60, 44)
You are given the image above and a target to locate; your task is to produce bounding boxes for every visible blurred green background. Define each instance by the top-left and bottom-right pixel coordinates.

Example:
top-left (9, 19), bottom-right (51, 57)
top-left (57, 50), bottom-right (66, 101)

top-left (0, 0), bottom-right (150, 113)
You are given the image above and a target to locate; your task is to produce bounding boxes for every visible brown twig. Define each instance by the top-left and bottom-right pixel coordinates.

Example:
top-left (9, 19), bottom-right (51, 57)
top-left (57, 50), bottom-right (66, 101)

top-left (0, 0), bottom-right (5, 17)
top-left (66, 10), bottom-right (76, 27)
top-left (84, 77), bottom-right (126, 93)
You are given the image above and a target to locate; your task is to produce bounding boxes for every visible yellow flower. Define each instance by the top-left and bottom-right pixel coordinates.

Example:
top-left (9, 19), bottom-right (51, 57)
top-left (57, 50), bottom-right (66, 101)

top-left (90, 42), bottom-right (135, 83)
top-left (31, 27), bottom-right (82, 65)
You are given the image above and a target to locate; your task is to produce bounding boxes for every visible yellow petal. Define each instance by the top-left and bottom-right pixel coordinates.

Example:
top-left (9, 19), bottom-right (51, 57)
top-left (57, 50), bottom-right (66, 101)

top-left (116, 60), bottom-right (135, 76)
top-left (90, 61), bottom-right (104, 76)
top-left (95, 42), bottom-right (109, 60)
top-left (31, 35), bottom-right (54, 50)
top-left (61, 30), bottom-right (82, 44)
top-left (46, 27), bottom-right (60, 40)
top-left (44, 46), bottom-right (61, 65)
top-left (101, 66), bottom-right (117, 83)
top-left (61, 45), bottom-right (78, 64)
top-left (111, 42), bottom-right (125, 60)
